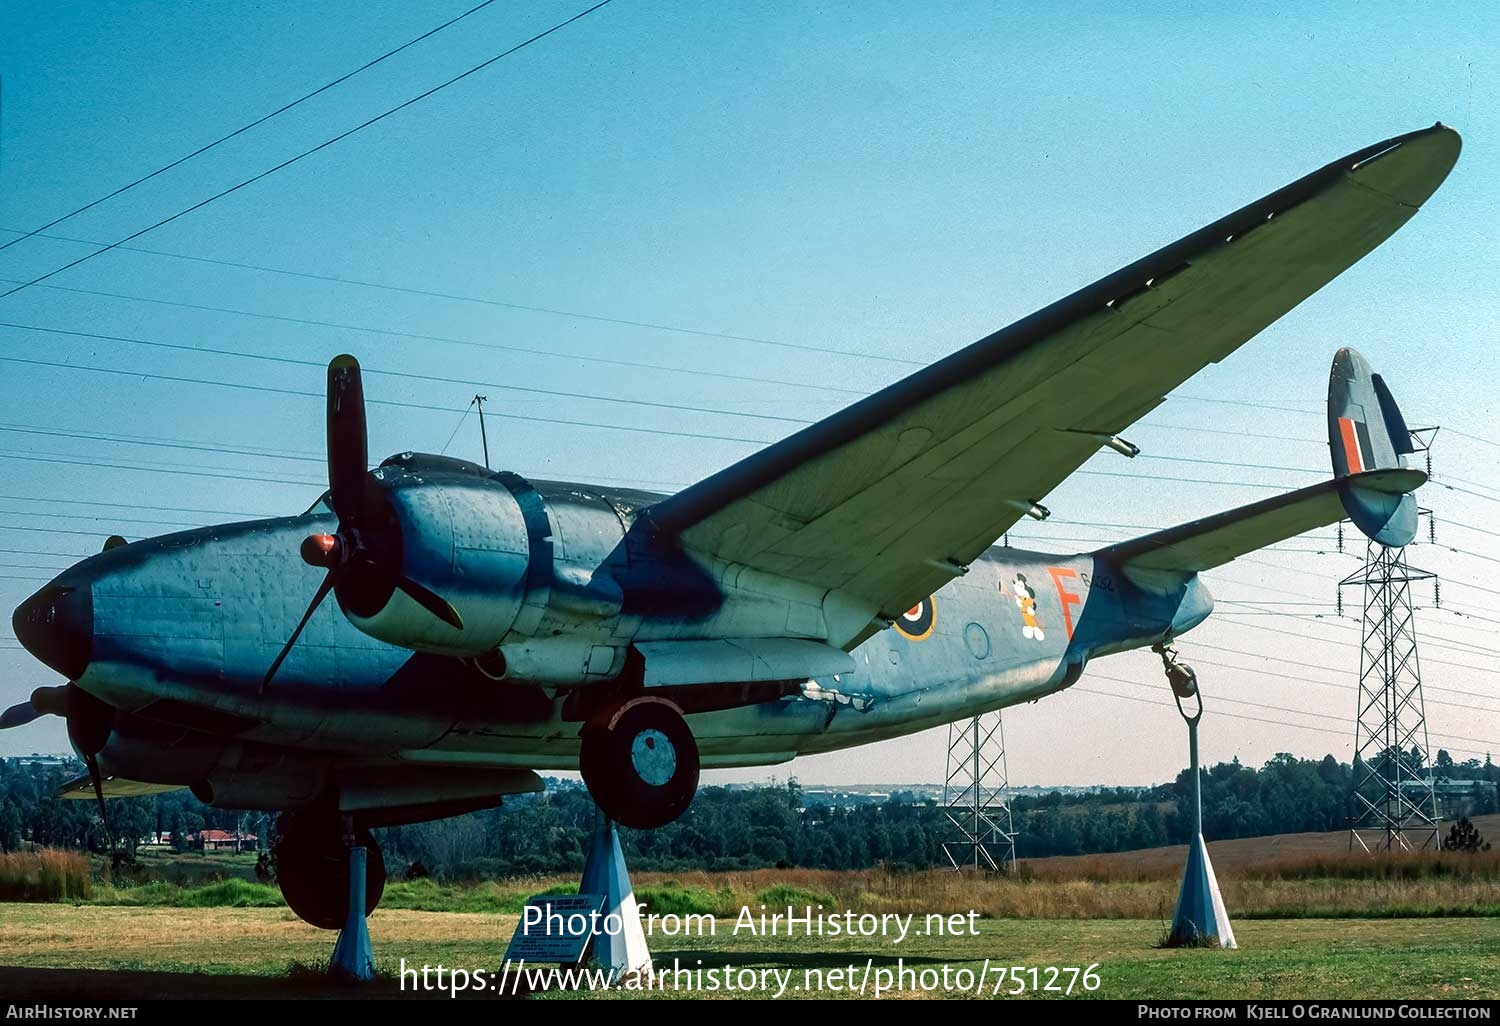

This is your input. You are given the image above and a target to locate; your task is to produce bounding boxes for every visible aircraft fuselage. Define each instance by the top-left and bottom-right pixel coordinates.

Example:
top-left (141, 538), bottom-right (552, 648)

top-left (13, 463), bottom-right (1211, 813)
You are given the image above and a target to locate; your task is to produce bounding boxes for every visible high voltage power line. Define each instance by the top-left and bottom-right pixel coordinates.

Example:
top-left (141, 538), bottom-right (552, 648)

top-left (1067, 683), bottom-right (1494, 761)
top-left (0, 0), bottom-right (620, 302)
top-left (0, 0), bottom-right (505, 255)
top-left (0, 319), bottom-right (815, 425)
top-left (0, 289), bottom-right (869, 397)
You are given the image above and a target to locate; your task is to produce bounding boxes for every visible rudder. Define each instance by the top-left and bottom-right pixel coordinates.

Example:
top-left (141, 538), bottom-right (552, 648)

top-left (1328, 347), bottom-right (1419, 546)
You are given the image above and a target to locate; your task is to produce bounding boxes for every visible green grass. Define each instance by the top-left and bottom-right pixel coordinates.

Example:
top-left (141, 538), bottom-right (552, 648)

top-left (0, 904), bottom-right (1493, 999)
top-left (89, 878), bottom-right (284, 908)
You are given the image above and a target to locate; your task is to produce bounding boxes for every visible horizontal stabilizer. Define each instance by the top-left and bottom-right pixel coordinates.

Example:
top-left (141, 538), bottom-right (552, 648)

top-left (58, 774), bottom-right (187, 800)
top-left (1100, 468), bottom-right (1425, 574)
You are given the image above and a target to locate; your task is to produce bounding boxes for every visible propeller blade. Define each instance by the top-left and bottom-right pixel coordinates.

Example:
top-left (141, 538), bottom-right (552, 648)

top-left (396, 577), bottom-right (464, 631)
top-left (0, 700), bottom-right (40, 729)
top-left (2, 684), bottom-right (76, 729)
top-left (83, 751), bottom-right (115, 858)
top-left (260, 572), bottom-right (338, 694)
top-left (326, 354), bottom-right (369, 524)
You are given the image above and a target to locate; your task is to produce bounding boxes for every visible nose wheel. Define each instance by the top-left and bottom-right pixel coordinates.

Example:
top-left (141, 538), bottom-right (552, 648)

top-left (579, 697), bottom-right (699, 830)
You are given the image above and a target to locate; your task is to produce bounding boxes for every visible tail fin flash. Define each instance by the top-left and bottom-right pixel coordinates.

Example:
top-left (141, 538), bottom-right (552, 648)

top-left (1328, 347), bottom-right (1419, 546)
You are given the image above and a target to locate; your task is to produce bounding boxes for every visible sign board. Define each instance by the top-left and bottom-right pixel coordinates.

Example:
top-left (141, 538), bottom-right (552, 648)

top-left (504, 893), bottom-right (607, 964)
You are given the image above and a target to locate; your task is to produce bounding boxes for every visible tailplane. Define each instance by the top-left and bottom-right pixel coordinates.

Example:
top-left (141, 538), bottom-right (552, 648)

top-left (1100, 348), bottom-right (1423, 575)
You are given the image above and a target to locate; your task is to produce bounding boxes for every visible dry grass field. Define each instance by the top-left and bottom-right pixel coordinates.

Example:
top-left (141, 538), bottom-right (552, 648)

top-left (1, 818), bottom-right (1496, 999)
top-left (1024, 814), bottom-right (1500, 878)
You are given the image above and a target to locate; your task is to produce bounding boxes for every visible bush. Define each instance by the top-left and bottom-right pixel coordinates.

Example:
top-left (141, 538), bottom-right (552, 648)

top-left (754, 883), bottom-right (837, 909)
top-left (0, 849), bottom-right (92, 902)
top-left (88, 878), bottom-right (283, 908)
top-left (634, 885), bottom-right (720, 917)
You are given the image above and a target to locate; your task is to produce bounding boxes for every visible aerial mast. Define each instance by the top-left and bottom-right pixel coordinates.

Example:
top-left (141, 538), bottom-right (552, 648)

top-left (475, 394), bottom-right (490, 469)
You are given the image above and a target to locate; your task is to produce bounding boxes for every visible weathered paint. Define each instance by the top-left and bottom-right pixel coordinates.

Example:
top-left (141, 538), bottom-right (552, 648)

top-left (14, 470), bottom-right (1210, 809)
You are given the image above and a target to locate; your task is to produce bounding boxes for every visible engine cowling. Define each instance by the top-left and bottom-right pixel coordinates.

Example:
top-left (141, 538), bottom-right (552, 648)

top-left (334, 458), bottom-right (634, 668)
top-left (338, 457), bottom-right (531, 655)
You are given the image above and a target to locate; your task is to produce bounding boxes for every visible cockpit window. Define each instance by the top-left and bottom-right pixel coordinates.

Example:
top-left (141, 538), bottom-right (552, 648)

top-left (302, 491), bottom-right (334, 516)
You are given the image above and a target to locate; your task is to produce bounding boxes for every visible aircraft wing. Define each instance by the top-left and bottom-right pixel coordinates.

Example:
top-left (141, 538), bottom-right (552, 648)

top-left (646, 125), bottom-right (1459, 638)
top-left (58, 774), bottom-right (187, 799)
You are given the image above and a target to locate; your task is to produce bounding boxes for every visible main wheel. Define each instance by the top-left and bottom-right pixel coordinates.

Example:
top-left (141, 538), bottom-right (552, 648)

top-left (274, 815), bottom-right (386, 930)
top-left (579, 698), bottom-right (699, 829)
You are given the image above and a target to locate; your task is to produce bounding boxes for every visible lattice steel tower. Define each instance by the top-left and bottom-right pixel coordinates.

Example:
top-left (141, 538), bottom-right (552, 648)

top-left (942, 711), bottom-right (1016, 871)
top-left (1336, 416), bottom-right (1442, 854)
top-left (1339, 540), bottom-right (1441, 852)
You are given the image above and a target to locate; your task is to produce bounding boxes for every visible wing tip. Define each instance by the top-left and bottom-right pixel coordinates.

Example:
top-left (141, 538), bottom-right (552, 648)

top-left (1349, 123), bottom-right (1462, 208)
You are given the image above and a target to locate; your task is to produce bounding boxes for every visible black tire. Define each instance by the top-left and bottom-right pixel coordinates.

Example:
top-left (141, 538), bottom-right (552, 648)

top-left (579, 699), bottom-right (699, 829)
top-left (274, 816), bottom-right (386, 930)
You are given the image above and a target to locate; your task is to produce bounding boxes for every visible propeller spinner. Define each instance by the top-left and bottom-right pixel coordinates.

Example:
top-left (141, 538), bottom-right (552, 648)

top-left (260, 355), bottom-right (462, 693)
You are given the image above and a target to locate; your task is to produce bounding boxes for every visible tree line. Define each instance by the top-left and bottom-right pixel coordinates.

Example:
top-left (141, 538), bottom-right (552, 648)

top-left (2, 749), bottom-right (1495, 875)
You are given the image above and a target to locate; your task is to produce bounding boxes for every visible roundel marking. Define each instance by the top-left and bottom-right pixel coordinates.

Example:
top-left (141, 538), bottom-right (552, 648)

top-left (893, 596), bottom-right (937, 641)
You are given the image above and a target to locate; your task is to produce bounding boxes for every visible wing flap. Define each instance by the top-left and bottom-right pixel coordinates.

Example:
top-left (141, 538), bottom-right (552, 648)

top-left (636, 638), bottom-right (854, 686)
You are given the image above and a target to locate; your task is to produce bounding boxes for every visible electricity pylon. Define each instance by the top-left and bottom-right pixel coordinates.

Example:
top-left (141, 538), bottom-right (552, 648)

top-left (942, 711), bottom-right (1017, 871)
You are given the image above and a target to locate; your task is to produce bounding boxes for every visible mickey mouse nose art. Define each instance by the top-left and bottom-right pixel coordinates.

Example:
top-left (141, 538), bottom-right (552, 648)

top-left (1007, 573), bottom-right (1045, 642)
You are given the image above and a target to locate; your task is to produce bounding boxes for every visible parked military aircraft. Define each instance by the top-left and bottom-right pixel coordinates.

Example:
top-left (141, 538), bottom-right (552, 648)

top-left (2, 124), bottom-right (1458, 929)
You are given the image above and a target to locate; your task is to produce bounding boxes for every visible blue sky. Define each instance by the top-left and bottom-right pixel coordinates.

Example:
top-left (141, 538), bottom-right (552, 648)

top-left (0, 1), bottom-right (1496, 785)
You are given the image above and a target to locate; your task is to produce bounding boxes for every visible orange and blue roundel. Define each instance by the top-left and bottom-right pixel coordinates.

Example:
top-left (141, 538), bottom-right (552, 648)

top-left (893, 596), bottom-right (937, 640)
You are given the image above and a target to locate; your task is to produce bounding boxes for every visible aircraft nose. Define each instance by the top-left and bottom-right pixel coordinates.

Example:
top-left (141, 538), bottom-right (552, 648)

top-left (12, 582), bottom-right (93, 680)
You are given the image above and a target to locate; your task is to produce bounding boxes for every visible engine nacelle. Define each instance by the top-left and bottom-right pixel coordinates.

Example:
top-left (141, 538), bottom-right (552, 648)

top-left (337, 457), bottom-right (633, 662)
top-left (341, 458), bottom-right (531, 655)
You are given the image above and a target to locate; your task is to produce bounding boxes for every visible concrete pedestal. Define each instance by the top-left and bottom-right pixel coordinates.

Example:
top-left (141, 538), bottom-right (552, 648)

top-left (580, 818), bottom-right (652, 974)
top-left (1166, 674), bottom-right (1236, 949)
top-left (1169, 833), bottom-right (1237, 948)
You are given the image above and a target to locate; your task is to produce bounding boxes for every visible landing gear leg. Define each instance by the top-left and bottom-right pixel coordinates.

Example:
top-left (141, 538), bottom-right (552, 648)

top-left (329, 814), bottom-right (376, 982)
top-left (1153, 643), bottom-right (1236, 949)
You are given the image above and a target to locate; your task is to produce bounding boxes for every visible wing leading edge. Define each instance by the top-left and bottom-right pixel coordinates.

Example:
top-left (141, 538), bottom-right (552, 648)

top-left (646, 125), bottom-right (1461, 642)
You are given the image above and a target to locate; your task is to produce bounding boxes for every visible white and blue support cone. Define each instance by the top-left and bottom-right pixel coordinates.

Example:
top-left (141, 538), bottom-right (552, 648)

top-left (1172, 833), bottom-right (1236, 949)
top-left (330, 844), bottom-right (377, 981)
top-left (580, 816), bottom-right (652, 975)
top-left (1160, 646), bottom-right (1237, 949)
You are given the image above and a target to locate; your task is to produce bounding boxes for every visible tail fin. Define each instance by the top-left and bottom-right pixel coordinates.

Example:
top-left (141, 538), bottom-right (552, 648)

top-left (1100, 347), bottom-right (1424, 576)
top-left (1328, 347), bottom-right (1419, 546)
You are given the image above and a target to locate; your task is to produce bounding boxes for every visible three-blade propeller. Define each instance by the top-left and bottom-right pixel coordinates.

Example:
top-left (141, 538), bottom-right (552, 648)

top-left (260, 355), bottom-right (462, 693)
top-left (1, 682), bottom-right (117, 853)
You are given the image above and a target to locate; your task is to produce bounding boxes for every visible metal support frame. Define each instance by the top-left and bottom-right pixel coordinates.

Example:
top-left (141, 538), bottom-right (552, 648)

top-left (1340, 541), bottom-right (1441, 853)
top-left (1158, 645), bottom-right (1235, 948)
top-left (329, 814), bottom-right (376, 982)
top-left (941, 710), bottom-right (1017, 872)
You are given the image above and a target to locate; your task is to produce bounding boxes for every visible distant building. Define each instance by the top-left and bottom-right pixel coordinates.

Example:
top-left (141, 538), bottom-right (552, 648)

top-left (1400, 778), bottom-right (1499, 817)
top-left (13, 755), bottom-right (71, 768)
top-left (190, 829), bottom-right (257, 852)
